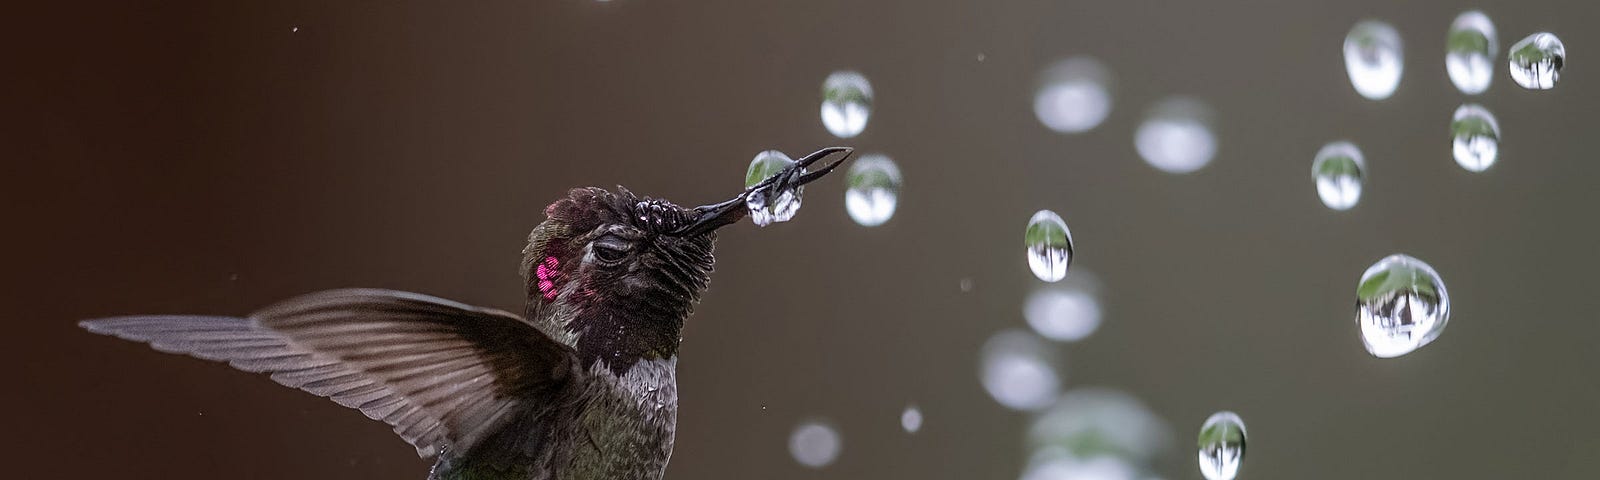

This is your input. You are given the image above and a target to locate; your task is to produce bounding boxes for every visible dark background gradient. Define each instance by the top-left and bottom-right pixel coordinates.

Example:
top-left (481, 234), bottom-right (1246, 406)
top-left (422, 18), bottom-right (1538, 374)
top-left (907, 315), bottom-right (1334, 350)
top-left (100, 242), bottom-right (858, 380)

top-left (9, 0), bottom-right (1600, 478)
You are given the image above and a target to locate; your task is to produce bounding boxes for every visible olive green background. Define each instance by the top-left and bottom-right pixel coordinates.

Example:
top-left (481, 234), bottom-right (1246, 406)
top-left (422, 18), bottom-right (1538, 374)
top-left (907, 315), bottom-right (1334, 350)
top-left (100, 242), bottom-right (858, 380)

top-left (8, 0), bottom-right (1598, 478)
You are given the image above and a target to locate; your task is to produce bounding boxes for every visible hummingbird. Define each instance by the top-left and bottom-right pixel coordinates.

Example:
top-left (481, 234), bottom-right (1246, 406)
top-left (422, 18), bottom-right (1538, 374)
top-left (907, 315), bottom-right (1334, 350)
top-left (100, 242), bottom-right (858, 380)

top-left (80, 147), bottom-right (854, 480)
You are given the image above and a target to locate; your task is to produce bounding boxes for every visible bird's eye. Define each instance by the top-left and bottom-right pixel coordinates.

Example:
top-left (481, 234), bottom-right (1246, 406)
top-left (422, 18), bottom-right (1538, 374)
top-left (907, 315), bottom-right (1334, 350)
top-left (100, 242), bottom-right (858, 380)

top-left (591, 235), bottom-right (630, 265)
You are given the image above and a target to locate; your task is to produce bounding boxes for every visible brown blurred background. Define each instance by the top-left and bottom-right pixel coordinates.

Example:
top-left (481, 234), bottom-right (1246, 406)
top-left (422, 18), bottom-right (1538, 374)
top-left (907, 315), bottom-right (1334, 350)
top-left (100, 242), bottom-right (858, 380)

top-left (8, 0), bottom-right (1600, 478)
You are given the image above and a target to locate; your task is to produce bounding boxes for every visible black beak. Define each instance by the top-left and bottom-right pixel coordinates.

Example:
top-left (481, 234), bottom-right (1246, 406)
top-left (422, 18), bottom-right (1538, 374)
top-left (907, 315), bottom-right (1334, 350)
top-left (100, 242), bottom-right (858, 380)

top-left (672, 147), bottom-right (855, 237)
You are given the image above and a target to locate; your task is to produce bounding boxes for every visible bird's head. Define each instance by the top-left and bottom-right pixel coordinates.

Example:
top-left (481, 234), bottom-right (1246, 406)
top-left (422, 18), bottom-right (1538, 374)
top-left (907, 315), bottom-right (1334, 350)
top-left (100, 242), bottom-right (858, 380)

top-left (520, 147), bottom-right (852, 375)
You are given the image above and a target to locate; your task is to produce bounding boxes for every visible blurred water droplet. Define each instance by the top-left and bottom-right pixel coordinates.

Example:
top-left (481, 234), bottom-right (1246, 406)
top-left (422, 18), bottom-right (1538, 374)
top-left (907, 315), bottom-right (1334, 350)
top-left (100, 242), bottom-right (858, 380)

top-left (1357, 254), bottom-right (1450, 358)
top-left (1509, 32), bottom-right (1564, 90)
top-left (1135, 97), bottom-right (1216, 174)
top-left (1030, 387), bottom-right (1173, 463)
top-left (789, 420), bottom-right (841, 468)
top-left (844, 154), bottom-right (902, 227)
top-left (980, 329), bottom-right (1061, 411)
top-left (900, 405), bottom-right (923, 433)
top-left (1451, 104), bottom-right (1501, 172)
top-left (1034, 57), bottom-right (1113, 133)
top-left (1311, 141), bottom-right (1365, 211)
top-left (1024, 274), bottom-right (1102, 342)
top-left (744, 150), bottom-right (803, 226)
top-left (1021, 451), bottom-right (1140, 480)
top-left (821, 71), bottom-right (873, 138)
top-left (1197, 412), bottom-right (1246, 480)
top-left (1025, 210), bottom-right (1074, 282)
top-left (1446, 11), bottom-right (1497, 95)
top-left (959, 277), bottom-right (975, 293)
top-left (1344, 20), bottom-right (1404, 100)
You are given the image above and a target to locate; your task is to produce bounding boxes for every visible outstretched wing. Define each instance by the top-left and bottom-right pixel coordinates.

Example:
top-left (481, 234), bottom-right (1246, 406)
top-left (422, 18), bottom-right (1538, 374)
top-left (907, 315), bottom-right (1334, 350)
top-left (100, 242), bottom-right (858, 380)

top-left (81, 288), bottom-right (579, 460)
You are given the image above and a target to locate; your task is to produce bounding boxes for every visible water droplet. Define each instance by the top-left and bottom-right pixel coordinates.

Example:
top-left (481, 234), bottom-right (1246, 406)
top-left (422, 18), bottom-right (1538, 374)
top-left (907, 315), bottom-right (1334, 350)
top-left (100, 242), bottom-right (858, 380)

top-left (788, 420), bottom-right (841, 468)
top-left (959, 277), bottom-right (974, 293)
top-left (1446, 11), bottom-right (1497, 95)
top-left (1344, 20), bottom-right (1404, 100)
top-left (843, 154), bottom-right (902, 227)
top-left (1451, 104), bottom-right (1501, 172)
top-left (1197, 411), bottom-right (1246, 480)
top-left (1135, 97), bottom-right (1217, 174)
top-left (1034, 57), bottom-right (1113, 133)
top-left (821, 71), bottom-right (873, 138)
top-left (1509, 32), bottom-right (1564, 90)
top-left (900, 405), bottom-right (923, 433)
top-left (1024, 274), bottom-right (1102, 342)
top-left (1030, 387), bottom-right (1172, 463)
top-left (291, 26), bottom-right (300, 33)
top-left (744, 150), bottom-right (803, 227)
top-left (1357, 254), bottom-right (1450, 358)
top-left (1311, 141), bottom-right (1365, 211)
top-left (1025, 210), bottom-right (1074, 282)
top-left (980, 329), bottom-right (1061, 411)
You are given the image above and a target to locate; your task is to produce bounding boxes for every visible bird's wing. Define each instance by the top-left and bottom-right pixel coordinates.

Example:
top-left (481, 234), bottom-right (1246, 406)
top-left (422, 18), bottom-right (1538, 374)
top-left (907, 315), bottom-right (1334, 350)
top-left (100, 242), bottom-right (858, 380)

top-left (80, 288), bottom-right (578, 460)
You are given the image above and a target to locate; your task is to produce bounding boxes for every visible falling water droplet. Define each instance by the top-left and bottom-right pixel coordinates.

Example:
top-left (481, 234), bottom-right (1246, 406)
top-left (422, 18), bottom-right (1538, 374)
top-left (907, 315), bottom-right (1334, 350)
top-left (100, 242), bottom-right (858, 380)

top-left (1135, 97), bottom-right (1217, 174)
top-left (1357, 254), bottom-right (1450, 358)
top-left (843, 154), bottom-right (902, 227)
top-left (1030, 387), bottom-right (1173, 463)
top-left (1451, 104), bottom-right (1501, 172)
top-left (980, 329), bottom-right (1062, 411)
top-left (821, 71), bottom-right (873, 138)
top-left (1034, 57), bottom-right (1113, 133)
top-left (1197, 412), bottom-right (1246, 480)
top-left (900, 405), bottom-right (923, 433)
top-left (1311, 141), bottom-right (1366, 211)
top-left (1024, 274), bottom-right (1103, 342)
top-left (744, 150), bottom-right (803, 227)
top-left (1509, 32), bottom-right (1565, 90)
top-left (1025, 210), bottom-right (1074, 282)
top-left (1344, 20), bottom-right (1404, 100)
top-left (1021, 450), bottom-right (1140, 480)
top-left (789, 420), bottom-right (841, 468)
top-left (1446, 11), bottom-right (1497, 95)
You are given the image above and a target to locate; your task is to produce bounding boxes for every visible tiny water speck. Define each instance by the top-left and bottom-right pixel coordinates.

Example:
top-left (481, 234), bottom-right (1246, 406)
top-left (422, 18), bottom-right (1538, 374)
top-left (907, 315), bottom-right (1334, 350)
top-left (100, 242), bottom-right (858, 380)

top-left (1034, 56), bottom-right (1113, 134)
top-left (821, 71), bottom-right (873, 138)
top-left (1197, 411), bottom-right (1246, 480)
top-left (900, 405), bottom-right (923, 433)
top-left (1451, 104), bottom-right (1500, 172)
top-left (1135, 97), bottom-right (1217, 174)
top-left (959, 277), bottom-right (974, 293)
top-left (789, 420), bottom-right (841, 468)
top-left (1357, 254), bottom-right (1450, 358)
top-left (744, 150), bottom-right (803, 227)
top-left (1311, 141), bottom-right (1365, 211)
top-left (980, 329), bottom-right (1061, 411)
top-left (1024, 275), bottom-right (1102, 342)
top-left (1446, 11), bottom-right (1497, 95)
top-left (1025, 210), bottom-right (1074, 282)
top-left (1509, 32), bottom-right (1564, 90)
top-left (844, 153), bottom-right (902, 227)
top-left (1344, 20), bottom-right (1404, 100)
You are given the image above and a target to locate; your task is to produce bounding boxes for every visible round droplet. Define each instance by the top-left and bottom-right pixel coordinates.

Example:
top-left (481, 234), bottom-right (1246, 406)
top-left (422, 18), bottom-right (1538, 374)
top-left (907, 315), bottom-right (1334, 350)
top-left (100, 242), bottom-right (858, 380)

top-left (1197, 411), bottom-right (1246, 480)
top-left (1446, 11), bottom-right (1498, 95)
top-left (1344, 20), bottom-right (1404, 100)
top-left (1357, 254), bottom-right (1450, 358)
top-left (1509, 32), bottom-right (1564, 90)
top-left (1451, 104), bottom-right (1501, 172)
top-left (843, 154), bottom-right (902, 227)
top-left (1024, 274), bottom-right (1102, 342)
top-left (821, 71), bottom-right (873, 138)
top-left (1025, 210), bottom-right (1074, 282)
top-left (1021, 450), bottom-right (1140, 480)
top-left (1135, 97), bottom-right (1217, 174)
top-left (743, 150), bottom-right (803, 227)
top-left (1034, 57), bottom-right (1113, 134)
top-left (1311, 141), bottom-right (1366, 211)
top-left (900, 405), bottom-right (923, 433)
top-left (1030, 387), bottom-right (1172, 463)
top-left (788, 420), bottom-right (841, 468)
top-left (980, 329), bottom-right (1061, 411)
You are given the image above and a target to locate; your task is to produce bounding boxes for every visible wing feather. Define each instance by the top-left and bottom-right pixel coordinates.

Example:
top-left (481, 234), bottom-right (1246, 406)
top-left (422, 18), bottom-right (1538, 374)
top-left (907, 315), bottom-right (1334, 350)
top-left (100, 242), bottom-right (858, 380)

top-left (81, 288), bottom-right (577, 460)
